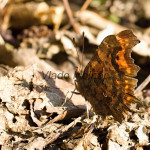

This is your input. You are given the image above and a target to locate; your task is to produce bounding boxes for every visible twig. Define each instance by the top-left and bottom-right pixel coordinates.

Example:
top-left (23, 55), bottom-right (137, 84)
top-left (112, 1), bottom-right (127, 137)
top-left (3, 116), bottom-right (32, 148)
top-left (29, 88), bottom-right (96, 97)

top-left (135, 75), bottom-right (150, 96)
top-left (80, 0), bottom-right (92, 11)
top-left (63, 0), bottom-right (79, 33)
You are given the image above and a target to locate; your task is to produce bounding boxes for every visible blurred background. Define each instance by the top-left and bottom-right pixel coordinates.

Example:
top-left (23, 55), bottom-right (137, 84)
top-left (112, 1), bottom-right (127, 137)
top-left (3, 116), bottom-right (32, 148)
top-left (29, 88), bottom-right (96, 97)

top-left (0, 0), bottom-right (150, 86)
top-left (0, 1), bottom-right (150, 149)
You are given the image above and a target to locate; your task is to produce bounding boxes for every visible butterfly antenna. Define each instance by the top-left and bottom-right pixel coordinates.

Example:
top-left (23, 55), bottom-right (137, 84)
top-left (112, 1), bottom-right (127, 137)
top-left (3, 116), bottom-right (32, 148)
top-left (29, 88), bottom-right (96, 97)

top-left (73, 37), bottom-right (81, 69)
top-left (81, 32), bottom-right (85, 75)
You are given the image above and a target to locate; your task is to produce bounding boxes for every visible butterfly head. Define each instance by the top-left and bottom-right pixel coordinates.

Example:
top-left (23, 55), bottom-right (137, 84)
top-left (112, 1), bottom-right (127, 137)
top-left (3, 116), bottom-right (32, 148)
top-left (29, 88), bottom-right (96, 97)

top-left (75, 66), bottom-right (84, 79)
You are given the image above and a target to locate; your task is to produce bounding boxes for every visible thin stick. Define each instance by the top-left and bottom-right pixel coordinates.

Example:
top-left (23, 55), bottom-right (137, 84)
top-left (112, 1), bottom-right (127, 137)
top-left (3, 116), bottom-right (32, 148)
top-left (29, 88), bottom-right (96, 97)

top-left (135, 75), bottom-right (150, 96)
top-left (86, 100), bottom-right (89, 119)
top-left (80, 0), bottom-right (92, 11)
top-left (63, 0), bottom-right (79, 33)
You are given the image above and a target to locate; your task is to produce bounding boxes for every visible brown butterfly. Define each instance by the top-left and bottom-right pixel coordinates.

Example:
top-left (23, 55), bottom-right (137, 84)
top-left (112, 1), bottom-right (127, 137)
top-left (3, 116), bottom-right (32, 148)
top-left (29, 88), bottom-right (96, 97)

top-left (75, 30), bottom-right (140, 123)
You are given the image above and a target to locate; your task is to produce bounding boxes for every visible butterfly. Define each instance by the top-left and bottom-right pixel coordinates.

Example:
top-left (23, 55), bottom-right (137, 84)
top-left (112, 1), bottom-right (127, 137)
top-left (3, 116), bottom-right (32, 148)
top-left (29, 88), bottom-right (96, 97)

top-left (75, 30), bottom-right (140, 123)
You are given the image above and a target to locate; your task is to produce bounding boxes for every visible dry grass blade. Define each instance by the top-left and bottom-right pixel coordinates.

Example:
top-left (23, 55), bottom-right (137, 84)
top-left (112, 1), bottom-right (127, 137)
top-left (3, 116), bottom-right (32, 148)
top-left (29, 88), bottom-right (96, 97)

top-left (135, 75), bottom-right (150, 96)
top-left (80, 0), bottom-right (92, 11)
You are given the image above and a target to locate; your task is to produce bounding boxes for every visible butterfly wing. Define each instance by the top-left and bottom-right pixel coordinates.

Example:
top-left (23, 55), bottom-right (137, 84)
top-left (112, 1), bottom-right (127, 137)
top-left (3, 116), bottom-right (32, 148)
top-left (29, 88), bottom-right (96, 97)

top-left (75, 30), bottom-right (140, 123)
